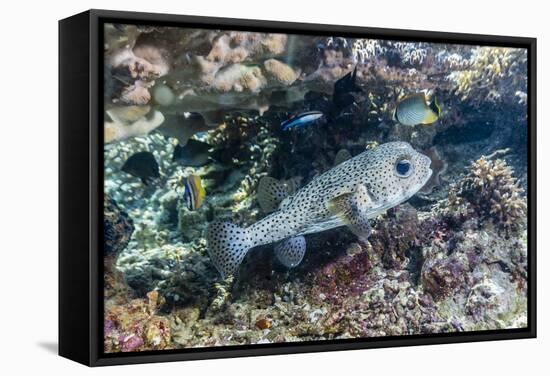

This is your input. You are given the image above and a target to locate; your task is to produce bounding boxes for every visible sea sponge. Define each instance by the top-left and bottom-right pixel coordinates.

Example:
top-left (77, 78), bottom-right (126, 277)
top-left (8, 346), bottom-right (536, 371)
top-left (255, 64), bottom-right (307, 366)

top-left (263, 59), bottom-right (300, 86)
top-left (448, 157), bottom-right (527, 235)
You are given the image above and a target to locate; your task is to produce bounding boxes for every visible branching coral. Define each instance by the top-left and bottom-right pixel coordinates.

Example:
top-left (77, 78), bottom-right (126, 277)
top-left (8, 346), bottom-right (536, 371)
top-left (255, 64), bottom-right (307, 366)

top-left (447, 47), bottom-right (527, 104)
top-left (448, 156), bottom-right (527, 235)
top-left (351, 39), bottom-right (386, 64)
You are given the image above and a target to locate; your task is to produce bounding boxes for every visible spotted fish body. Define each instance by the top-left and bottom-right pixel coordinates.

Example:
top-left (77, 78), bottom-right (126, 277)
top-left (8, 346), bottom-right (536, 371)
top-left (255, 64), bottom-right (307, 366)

top-left (207, 142), bottom-right (432, 277)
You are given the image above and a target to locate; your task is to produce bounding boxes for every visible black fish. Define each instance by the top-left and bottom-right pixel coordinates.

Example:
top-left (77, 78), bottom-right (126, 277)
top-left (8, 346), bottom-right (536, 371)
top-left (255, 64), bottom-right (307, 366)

top-left (332, 66), bottom-right (362, 112)
top-left (172, 139), bottom-right (212, 167)
top-left (121, 151), bottom-right (160, 185)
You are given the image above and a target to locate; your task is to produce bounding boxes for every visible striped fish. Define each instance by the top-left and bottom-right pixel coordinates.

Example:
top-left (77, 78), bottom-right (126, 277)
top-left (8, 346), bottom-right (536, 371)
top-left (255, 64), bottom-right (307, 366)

top-left (184, 175), bottom-right (206, 211)
top-left (393, 93), bottom-right (440, 126)
top-left (280, 111), bottom-right (324, 131)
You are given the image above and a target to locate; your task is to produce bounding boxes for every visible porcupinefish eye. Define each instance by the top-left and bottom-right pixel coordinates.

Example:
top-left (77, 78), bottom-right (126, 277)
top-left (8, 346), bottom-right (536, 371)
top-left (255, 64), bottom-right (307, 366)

top-left (395, 158), bottom-right (413, 178)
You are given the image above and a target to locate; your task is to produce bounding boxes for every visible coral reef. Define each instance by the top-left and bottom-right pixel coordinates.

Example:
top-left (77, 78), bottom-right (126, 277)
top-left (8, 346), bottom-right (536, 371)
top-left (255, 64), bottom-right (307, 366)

top-left (101, 26), bottom-right (530, 352)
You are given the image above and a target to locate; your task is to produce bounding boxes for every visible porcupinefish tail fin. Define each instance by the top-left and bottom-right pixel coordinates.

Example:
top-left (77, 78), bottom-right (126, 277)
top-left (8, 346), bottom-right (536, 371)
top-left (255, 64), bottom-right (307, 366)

top-left (328, 184), bottom-right (373, 242)
top-left (257, 176), bottom-right (291, 213)
top-left (206, 221), bottom-right (253, 278)
top-left (274, 236), bottom-right (306, 268)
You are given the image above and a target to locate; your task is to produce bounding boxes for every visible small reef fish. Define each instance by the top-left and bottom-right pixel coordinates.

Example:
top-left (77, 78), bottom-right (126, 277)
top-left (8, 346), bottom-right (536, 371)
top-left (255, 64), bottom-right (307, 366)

top-left (184, 175), bottom-right (206, 211)
top-left (332, 66), bottom-right (362, 112)
top-left (172, 139), bottom-right (212, 167)
top-left (121, 151), bottom-right (160, 185)
top-left (207, 142), bottom-right (432, 277)
top-left (393, 93), bottom-right (441, 126)
top-left (280, 111), bottom-right (324, 131)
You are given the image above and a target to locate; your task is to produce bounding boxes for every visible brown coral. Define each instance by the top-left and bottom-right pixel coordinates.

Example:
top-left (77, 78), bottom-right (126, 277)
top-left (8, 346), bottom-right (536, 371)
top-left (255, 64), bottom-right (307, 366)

top-left (263, 59), bottom-right (300, 86)
top-left (449, 157), bottom-right (527, 235)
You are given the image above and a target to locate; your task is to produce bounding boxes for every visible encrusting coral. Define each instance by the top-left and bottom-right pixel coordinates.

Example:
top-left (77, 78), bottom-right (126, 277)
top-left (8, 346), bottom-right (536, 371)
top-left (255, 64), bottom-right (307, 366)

top-left (104, 291), bottom-right (171, 352)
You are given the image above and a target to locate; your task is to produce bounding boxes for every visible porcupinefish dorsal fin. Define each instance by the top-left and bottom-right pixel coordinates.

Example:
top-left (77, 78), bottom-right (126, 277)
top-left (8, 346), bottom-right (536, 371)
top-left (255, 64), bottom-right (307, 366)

top-left (274, 236), bottom-right (306, 268)
top-left (327, 184), bottom-right (373, 242)
top-left (334, 149), bottom-right (352, 165)
top-left (257, 176), bottom-right (302, 213)
top-left (257, 177), bottom-right (290, 213)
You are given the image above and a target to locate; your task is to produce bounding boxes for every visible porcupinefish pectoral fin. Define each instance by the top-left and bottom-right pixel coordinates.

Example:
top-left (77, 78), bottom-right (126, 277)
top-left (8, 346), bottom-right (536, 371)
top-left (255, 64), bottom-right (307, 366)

top-left (257, 176), bottom-right (291, 213)
top-left (206, 221), bottom-right (253, 278)
top-left (328, 184), bottom-right (373, 242)
top-left (274, 236), bottom-right (306, 268)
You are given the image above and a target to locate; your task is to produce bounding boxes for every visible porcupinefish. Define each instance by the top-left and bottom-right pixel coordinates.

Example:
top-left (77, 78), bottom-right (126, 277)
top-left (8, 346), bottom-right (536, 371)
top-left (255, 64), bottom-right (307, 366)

top-left (281, 111), bottom-right (324, 131)
top-left (207, 141), bottom-right (432, 277)
top-left (121, 151), bottom-right (160, 185)
top-left (393, 93), bottom-right (441, 126)
top-left (184, 174), bottom-right (206, 211)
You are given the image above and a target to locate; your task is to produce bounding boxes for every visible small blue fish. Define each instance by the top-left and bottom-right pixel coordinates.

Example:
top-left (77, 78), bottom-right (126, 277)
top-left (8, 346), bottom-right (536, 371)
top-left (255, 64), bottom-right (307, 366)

top-left (280, 111), bottom-right (324, 131)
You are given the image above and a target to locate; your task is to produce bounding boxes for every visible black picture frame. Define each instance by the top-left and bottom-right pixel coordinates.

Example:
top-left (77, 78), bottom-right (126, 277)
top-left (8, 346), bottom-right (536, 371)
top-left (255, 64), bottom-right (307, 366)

top-left (59, 9), bottom-right (537, 367)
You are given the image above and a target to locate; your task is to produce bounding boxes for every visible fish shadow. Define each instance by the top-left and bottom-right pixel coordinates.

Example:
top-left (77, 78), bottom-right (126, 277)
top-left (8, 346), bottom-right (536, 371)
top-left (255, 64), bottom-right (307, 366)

top-left (233, 229), bottom-right (355, 293)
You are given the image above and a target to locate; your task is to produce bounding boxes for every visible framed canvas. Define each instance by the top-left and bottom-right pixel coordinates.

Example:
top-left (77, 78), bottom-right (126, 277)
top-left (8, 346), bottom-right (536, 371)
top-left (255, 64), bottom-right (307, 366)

top-left (59, 9), bottom-right (536, 366)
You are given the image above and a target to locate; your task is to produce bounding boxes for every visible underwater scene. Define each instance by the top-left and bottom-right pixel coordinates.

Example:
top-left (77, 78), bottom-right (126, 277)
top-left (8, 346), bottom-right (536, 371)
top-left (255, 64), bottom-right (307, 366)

top-left (102, 23), bottom-right (529, 353)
